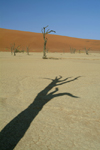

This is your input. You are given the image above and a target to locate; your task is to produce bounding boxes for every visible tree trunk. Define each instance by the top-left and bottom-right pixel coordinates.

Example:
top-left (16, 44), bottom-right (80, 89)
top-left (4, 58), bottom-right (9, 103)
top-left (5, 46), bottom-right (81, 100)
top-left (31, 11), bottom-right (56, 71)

top-left (43, 39), bottom-right (47, 59)
top-left (43, 28), bottom-right (47, 59)
top-left (14, 49), bottom-right (16, 56)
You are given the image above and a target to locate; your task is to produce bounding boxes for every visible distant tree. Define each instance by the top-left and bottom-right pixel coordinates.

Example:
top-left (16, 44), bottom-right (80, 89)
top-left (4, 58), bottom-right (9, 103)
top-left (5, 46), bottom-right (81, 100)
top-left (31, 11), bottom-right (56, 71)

top-left (10, 43), bottom-right (15, 55)
top-left (11, 46), bottom-right (13, 55)
top-left (26, 46), bottom-right (29, 55)
top-left (70, 47), bottom-right (76, 54)
top-left (10, 43), bottom-right (20, 56)
top-left (84, 47), bottom-right (90, 55)
top-left (41, 25), bottom-right (56, 59)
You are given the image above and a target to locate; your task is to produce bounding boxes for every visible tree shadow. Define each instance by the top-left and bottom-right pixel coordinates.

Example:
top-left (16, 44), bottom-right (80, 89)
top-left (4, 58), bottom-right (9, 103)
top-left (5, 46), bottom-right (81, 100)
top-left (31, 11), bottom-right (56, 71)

top-left (0, 76), bottom-right (81, 150)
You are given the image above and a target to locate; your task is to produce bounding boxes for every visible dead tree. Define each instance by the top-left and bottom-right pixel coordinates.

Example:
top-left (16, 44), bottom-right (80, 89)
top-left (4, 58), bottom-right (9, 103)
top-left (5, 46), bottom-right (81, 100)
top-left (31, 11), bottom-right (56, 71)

top-left (41, 25), bottom-right (56, 59)
top-left (26, 46), bottom-right (29, 55)
top-left (84, 47), bottom-right (90, 55)
top-left (10, 43), bottom-right (15, 55)
top-left (10, 43), bottom-right (20, 56)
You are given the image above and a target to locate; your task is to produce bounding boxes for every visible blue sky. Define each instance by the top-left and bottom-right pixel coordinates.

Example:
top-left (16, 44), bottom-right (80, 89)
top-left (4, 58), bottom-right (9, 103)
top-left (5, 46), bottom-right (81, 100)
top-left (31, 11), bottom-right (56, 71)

top-left (0, 0), bottom-right (100, 39)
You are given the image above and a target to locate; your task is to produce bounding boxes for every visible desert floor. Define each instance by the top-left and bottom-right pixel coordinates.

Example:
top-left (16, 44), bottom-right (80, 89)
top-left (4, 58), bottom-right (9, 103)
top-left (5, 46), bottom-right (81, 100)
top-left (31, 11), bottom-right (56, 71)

top-left (0, 52), bottom-right (100, 150)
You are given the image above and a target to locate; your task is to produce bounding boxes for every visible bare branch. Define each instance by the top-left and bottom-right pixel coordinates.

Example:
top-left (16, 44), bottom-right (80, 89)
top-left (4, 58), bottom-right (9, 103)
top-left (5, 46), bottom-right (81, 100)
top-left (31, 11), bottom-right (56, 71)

top-left (43, 25), bottom-right (49, 29)
top-left (16, 45), bottom-right (21, 49)
top-left (46, 30), bottom-right (56, 34)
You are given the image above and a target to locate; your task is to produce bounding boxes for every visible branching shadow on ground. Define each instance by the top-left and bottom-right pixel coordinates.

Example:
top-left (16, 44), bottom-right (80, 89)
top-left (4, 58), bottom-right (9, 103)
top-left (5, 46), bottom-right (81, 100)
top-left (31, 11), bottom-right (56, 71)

top-left (0, 76), bottom-right (81, 150)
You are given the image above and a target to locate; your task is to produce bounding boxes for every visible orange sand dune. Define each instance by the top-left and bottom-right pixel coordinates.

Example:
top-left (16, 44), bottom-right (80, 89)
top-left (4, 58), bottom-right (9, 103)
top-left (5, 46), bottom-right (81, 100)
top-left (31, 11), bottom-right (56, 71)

top-left (0, 28), bottom-right (100, 52)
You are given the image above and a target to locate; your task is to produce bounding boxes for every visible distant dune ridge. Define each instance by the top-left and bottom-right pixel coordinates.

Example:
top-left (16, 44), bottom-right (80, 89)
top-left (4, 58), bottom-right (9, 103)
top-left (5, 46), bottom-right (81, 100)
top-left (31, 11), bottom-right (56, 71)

top-left (0, 28), bottom-right (100, 52)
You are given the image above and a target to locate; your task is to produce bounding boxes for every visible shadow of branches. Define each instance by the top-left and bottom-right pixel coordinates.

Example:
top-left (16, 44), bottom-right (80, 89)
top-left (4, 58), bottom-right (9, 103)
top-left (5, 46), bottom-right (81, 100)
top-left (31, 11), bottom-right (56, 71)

top-left (0, 76), bottom-right (81, 150)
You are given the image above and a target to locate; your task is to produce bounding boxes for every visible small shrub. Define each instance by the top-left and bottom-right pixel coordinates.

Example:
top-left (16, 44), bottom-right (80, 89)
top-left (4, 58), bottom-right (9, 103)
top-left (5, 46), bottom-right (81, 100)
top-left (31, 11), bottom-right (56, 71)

top-left (15, 49), bottom-right (20, 53)
top-left (21, 50), bottom-right (24, 53)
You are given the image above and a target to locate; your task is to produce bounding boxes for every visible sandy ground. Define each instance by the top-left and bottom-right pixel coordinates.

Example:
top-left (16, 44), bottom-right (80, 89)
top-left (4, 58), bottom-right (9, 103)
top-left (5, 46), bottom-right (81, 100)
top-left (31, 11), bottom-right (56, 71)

top-left (0, 52), bottom-right (100, 150)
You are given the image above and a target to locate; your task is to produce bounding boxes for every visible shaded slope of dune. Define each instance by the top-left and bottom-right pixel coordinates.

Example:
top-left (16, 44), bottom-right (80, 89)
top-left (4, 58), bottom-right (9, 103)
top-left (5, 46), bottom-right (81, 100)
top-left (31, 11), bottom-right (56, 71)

top-left (0, 28), bottom-right (100, 52)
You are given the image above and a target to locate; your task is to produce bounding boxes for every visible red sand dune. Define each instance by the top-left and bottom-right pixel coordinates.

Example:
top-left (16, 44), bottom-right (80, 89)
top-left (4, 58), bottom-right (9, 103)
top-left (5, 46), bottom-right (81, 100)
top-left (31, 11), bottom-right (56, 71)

top-left (0, 28), bottom-right (100, 52)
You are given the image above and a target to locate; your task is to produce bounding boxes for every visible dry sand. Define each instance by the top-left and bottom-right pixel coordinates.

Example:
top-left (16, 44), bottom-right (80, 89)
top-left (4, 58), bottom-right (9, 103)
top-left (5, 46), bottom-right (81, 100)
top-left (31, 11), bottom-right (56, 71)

top-left (0, 52), bottom-right (100, 150)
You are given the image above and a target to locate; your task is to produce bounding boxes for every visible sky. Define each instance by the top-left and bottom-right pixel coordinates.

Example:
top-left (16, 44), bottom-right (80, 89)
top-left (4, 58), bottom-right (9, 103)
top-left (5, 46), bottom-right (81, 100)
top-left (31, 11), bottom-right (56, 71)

top-left (0, 0), bottom-right (100, 40)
